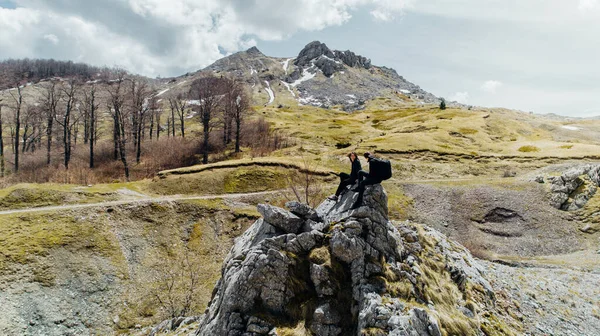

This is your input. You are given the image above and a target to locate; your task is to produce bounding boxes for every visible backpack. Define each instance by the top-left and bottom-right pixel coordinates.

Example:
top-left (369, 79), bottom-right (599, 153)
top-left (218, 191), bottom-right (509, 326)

top-left (370, 157), bottom-right (392, 180)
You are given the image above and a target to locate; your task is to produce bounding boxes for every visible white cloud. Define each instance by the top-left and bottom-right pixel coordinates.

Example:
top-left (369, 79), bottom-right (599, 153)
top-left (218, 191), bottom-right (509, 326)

top-left (481, 80), bottom-right (503, 94)
top-left (0, 0), bottom-right (413, 77)
top-left (450, 91), bottom-right (469, 103)
top-left (579, 0), bottom-right (598, 11)
top-left (43, 33), bottom-right (59, 44)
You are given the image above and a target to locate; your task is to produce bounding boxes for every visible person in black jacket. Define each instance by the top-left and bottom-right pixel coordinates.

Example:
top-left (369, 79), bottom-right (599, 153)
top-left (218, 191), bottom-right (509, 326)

top-left (328, 152), bottom-right (362, 201)
top-left (351, 152), bottom-right (383, 209)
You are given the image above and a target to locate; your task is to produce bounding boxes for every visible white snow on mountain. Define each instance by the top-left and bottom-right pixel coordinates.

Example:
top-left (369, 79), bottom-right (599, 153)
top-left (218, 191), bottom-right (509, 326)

top-left (291, 67), bottom-right (317, 87)
top-left (282, 58), bottom-right (293, 72)
top-left (281, 81), bottom-right (295, 97)
top-left (264, 81), bottom-right (274, 104)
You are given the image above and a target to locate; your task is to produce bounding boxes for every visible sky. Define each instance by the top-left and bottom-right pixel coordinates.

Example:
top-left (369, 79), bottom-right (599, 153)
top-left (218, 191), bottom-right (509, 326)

top-left (1, 0), bottom-right (599, 117)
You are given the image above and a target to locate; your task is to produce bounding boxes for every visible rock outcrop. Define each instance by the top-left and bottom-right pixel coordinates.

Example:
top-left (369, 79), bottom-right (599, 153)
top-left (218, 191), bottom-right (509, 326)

top-left (536, 164), bottom-right (600, 210)
top-left (189, 185), bottom-right (518, 335)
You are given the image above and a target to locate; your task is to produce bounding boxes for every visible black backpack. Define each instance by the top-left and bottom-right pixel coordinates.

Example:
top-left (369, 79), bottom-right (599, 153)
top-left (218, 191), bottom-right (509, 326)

top-left (370, 157), bottom-right (392, 180)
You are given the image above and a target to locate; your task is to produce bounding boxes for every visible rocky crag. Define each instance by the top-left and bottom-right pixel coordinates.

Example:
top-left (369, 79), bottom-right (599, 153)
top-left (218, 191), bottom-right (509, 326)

top-left (201, 41), bottom-right (438, 110)
top-left (156, 185), bottom-right (520, 335)
top-left (535, 164), bottom-right (600, 211)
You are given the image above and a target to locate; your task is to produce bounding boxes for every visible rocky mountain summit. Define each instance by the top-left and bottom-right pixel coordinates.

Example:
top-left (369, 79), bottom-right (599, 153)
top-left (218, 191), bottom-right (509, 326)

top-left (154, 185), bottom-right (519, 335)
top-left (200, 41), bottom-right (438, 110)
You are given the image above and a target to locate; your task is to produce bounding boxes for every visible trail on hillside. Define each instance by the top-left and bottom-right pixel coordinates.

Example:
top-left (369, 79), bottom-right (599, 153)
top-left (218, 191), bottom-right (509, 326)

top-left (0, 190), bottom-right (283, 216)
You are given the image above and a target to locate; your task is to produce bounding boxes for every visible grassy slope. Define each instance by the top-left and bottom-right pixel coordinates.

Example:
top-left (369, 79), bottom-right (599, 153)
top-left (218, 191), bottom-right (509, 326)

top-left (1, 89), bottom-right (600, 333)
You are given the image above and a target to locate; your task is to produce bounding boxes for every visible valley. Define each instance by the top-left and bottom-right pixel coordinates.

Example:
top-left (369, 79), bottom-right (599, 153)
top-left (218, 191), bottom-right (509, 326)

top-left (0, 41), bottom-right (599, 335)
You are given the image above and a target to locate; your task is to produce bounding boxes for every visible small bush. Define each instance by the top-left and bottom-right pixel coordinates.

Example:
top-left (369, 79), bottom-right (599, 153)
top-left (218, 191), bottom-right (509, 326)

top-left (560, 145), bottom-right (574, 149)
top-left (439, 98), bottom-right (446, 110)
top-left (458, 128), bottom-right (478, 135)
top-left (335, 142), bottom-right (351, 149)
top-left (518, 145), bottom-right (540, 153)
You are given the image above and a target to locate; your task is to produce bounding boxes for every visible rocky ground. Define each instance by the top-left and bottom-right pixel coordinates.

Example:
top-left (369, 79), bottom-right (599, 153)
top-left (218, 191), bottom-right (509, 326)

top-left (482, 260), bottom-right (600, 336)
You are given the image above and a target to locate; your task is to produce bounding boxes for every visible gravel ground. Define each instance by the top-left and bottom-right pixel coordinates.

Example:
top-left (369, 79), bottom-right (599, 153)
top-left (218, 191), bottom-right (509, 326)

top-left (481, 260), bottom-right (600, 336)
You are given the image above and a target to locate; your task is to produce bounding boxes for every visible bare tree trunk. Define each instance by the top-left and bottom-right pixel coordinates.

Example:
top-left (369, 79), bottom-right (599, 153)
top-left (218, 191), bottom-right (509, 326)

top-left (171, 107), bottom-right (176, 138)
top-left (203, 113), bottom-right (209, 164)
top-left (12, 86), bottom-right (22, 172)
top-left (113, 121), bottom-right (118, 160)
top-left (156, 113), bottom-right (160, 140)
top-left (0, 104), bottom-right (4, 177)
top-left (235, 118), bottom-right (241, 153)
top-left (88, 87), bottom-right (97, 168)
top-left (149, 112), bottom-right (154, 141)
top-left (46, 114), bottom-right (53, 165)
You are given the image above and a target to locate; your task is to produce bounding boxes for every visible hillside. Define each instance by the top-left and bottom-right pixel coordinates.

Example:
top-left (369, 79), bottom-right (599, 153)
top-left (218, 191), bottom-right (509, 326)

top-left (0, 41), bottom-right (599, 336)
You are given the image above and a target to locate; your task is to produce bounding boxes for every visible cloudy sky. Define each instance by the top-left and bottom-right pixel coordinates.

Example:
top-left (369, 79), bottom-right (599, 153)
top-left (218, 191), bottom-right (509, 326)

top-left (1, 0), bottom-right (599, 117)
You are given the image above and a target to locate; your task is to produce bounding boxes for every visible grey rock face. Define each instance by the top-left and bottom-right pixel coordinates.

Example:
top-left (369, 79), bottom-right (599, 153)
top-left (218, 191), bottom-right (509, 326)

top-left (540, 164), bottom-right (600, 210)
top-left (294, 41), bottom-right (336, 67)
top-left (257, 204), bottom-right (304, 233)
top-left (334, 50), bottom-right (371, 69)
top-left (193, 185), bottom-right (500, 336)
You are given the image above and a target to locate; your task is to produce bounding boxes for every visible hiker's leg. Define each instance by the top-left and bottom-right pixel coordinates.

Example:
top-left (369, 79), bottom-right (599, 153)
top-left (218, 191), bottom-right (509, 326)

top-left (335, 177), bottom-right (352, 196)
top-left (352, 176), bottom-right (381, 208)
top-left (352, 170), bottom-right (369, 191)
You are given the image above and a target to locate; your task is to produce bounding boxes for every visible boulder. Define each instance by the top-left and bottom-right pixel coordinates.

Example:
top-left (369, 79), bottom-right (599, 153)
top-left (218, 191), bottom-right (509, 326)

top-left (191, 184), bottom-right (515, 336)
top-left (257, 204), bottom-right (304, 233)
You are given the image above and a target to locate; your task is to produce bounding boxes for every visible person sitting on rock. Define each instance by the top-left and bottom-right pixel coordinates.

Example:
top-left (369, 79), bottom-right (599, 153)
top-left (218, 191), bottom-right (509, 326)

top-left (351, 152), bottom-right (392, 209)
top-left (328, 152), bottom-right (362, 201)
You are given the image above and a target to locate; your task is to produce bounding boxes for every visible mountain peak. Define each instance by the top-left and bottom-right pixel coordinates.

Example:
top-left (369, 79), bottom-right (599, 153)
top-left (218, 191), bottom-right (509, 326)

top-left (245, 46), bottom-right (263, 56)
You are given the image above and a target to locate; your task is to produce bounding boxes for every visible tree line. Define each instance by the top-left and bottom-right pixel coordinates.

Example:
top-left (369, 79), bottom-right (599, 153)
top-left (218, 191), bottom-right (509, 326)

top-left (0, 70), bottom-right (251, 182)
top-left (0, 58), bottom-right (108, 91)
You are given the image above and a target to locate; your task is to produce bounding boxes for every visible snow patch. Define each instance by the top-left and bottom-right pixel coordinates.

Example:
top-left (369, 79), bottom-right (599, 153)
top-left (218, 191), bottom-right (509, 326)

top-left (291, 67), bottom-right (316, 87)
top-left (187, 100), bottom-right (202, 106)
top-left (298, 95), bottom-right (323, 107)
top-left (281, 81), bottom-right (295, 97)
top-left (318, 54), bottom-right (342, 64)
top-left (86, 79), bottom-right (100, 84)
top-left (250, 67), bottom-right (257, 75)
top-left (346, 94), bottom-right (356, 99)
top-left (264, 81), bottom-right (275, 104)
top-left (157, 88), bottom-right (170, 96)
top-left (177, 80), bottom-right (187, 86)
top-left (562, 125), bottom-right (580, 131)
top-left (399, 89), bottom-right (411, 94)
top-left (282, 58), bottom-right (293, 72)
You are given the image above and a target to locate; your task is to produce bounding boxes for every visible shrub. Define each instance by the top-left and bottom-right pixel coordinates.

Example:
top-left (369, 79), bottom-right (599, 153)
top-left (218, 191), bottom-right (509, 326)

top-left (439, 98), bottom-right (446, 110)
top-left (458, 128), bottom-right (478, 135)
top-left (518, 145), bottom-right (540, 153)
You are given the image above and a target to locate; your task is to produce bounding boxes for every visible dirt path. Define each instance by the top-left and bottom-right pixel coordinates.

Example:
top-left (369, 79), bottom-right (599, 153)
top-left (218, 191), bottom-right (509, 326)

top-left (0, 190), bottom-right (283, 216)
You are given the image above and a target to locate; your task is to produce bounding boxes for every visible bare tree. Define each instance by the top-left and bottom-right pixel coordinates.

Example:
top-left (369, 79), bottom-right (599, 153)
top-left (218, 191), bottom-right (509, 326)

top-left (168, 93), bottom-right (188, 138)
top-left (8, 85), bottom-right (23, 172)
top-left (106, 71), bottom-right (130, 180)
top-left (151, 247), bottom-right (202, 319)
top-left (40, 80), bottom-right (61, 165)
top-left (83, 84), bottom-right (99, 168)
top-left (0, 99), bottom-right (4, 177)
top-left (283, 154), bottom-right (324, 208)
top-left (224, 79), bottom-right (250, 153)
top-left (55, 80), bottom-right (81, 169)
top-left (189, 76), bottom-right (226, 164)
top-left (21, 105), bottom-right (44, 153)
top-left (128, 78), bottom-right (153, 164)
